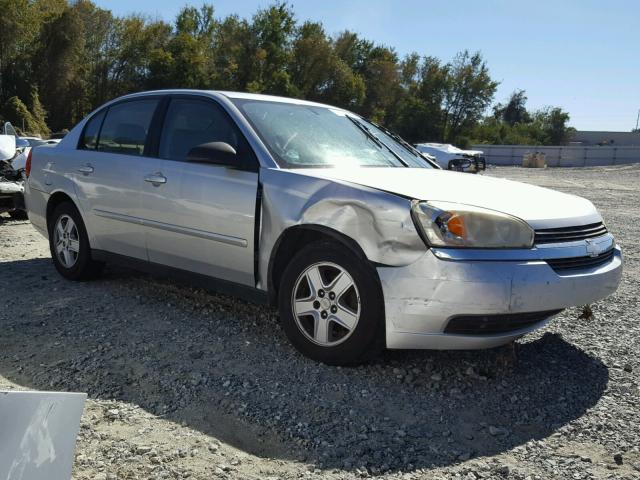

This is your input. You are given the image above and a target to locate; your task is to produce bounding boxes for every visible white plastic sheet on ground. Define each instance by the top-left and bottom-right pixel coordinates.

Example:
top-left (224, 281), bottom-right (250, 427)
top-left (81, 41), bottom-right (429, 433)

top-left (0, 391), bottom-right (87, 480)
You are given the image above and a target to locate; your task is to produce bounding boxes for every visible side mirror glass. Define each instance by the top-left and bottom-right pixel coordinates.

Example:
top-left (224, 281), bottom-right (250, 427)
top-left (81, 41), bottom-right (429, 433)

top-left (186, 142), bottom-right (237, 167)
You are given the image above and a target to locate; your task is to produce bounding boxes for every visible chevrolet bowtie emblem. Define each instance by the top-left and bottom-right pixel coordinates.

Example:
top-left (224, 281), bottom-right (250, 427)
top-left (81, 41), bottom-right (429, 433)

top-left (585, 239), bottom-right (600, 257)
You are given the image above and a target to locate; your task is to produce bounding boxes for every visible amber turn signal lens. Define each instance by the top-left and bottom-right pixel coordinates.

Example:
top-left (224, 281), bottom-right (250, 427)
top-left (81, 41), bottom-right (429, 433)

top-left (446, 214), bottom-right (466, 238)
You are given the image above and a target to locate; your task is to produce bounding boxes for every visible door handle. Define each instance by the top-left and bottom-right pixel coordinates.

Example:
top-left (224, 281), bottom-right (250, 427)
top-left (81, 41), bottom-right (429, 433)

top-left (77, 164), bottom-right (94, 174)
top-left (144, 173), bottom-right (167, 185)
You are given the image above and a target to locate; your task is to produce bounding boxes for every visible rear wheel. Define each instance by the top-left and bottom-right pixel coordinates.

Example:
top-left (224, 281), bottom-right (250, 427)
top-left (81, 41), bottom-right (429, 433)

top-left (278, 242), bottom-right (385, 365)
top-left (48, 202), bottom-right (104, 280)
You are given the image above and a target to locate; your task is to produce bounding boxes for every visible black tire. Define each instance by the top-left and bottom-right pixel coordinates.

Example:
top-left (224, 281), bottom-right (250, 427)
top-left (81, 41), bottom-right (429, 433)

top-left (8, 209), bottom-right (28, 220)
top-left (48, 202), bottom-right (104, 280)
top-left (278, 241), bottom-right (385, 365)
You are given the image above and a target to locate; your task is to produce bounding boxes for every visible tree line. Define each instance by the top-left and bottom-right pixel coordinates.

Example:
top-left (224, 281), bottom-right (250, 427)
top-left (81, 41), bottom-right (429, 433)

top-left (0, 0), bottom-right (575, 146)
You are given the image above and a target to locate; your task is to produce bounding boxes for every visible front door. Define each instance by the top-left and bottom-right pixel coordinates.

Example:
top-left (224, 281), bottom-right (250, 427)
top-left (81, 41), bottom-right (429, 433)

top-left (138, 96), bottom-right (259, 286)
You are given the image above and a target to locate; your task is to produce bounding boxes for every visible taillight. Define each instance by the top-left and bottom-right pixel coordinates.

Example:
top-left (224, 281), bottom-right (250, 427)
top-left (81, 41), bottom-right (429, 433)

top-left (25, 148), bottom-right (33, 178)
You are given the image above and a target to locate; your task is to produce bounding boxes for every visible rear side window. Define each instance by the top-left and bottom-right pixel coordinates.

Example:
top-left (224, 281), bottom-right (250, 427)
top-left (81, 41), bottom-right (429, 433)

top-left (96, 99), bottom-right (158, 156)
top-left (80, 110), bottom-right (105, 150)
top-left (159, 98), bottom-right (250, 164)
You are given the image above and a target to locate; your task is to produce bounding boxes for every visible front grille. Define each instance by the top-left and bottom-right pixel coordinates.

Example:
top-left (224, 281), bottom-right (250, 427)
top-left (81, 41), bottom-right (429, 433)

top-left (444, 310), bottom-right (563, 335)
top-left (534, 222), bottom-right (608, 244)
top-left (546, 248), bottom-right (614, 273)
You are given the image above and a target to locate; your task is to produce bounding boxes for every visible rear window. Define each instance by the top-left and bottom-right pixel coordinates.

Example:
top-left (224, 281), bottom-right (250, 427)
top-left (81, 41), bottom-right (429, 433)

top-left (79, 111), bottom-right (105, 150)
top-left (96, 100), bottom-right (158, 156)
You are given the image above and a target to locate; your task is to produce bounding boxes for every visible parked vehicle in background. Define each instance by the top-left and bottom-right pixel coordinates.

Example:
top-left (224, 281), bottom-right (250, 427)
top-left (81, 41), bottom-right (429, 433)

top-left (415, 142), bottom-right (486, 173)
top-left (0, 134), bottom-right (28, 219)
top-left (24, 90), bottom-right (622, 365)
top-left (20, 136), bottom-right (46, 147)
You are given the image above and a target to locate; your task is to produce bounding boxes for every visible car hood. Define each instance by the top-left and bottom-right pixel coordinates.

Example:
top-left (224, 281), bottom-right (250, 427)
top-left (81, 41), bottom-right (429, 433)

top-left (286, 167), bottom-right (601, 229)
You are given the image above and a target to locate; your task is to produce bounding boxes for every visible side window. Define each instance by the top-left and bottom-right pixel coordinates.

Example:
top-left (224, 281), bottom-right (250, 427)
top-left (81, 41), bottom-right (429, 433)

top-left (97, 99), bottom-right (158, 156)
top-left (159, 98), bottom-right (252, 164)
top-left (80, 110), bottom-right (105, 150)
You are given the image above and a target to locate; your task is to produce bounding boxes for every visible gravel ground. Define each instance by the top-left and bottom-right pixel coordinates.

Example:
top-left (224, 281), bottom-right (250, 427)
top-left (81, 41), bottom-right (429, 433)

top-left (1, 165), bottom-right (639, 480)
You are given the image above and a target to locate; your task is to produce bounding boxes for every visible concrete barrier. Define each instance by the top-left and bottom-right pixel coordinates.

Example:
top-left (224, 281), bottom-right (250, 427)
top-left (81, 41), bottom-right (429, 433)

top-left (473, 145), bottom-right (640, 167)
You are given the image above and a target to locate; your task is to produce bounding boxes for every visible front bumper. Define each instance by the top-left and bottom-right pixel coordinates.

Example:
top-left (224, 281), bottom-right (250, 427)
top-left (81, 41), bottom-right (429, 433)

top-left (377, 241), bottom-right (622, 349)
top-left (447, 156), bottom-right (486, 173)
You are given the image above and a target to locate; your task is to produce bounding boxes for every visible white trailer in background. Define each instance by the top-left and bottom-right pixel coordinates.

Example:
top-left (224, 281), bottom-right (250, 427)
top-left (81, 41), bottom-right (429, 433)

top-left (415, 142), bottom-right (486, 173)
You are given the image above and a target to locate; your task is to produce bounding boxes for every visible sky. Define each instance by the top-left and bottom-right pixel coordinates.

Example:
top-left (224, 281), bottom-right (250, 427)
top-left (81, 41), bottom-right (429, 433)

top-left (96, 0), bottom-right (640, 132)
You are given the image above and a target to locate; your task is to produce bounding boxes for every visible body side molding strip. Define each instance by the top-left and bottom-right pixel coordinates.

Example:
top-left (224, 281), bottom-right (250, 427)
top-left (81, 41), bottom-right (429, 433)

top-left (93, 208), bottom-right (248, 248)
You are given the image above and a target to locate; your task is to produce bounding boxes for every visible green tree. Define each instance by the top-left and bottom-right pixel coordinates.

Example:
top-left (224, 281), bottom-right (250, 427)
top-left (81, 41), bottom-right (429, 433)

top-left (359, 46), bottom-right (401, 122)
top-left (289, 21), bottom-right (333, 99)
top-left (109, 16), bottom-right (172, 96)
top-left (2, 96), bottom-right (36, 134)
top-left (34, 3), bottom-right (87, 131)
top-left (333, 31), bottom-right (372, 75)
top-left (0, 0), bottom-right (576, 148)
top-left (392, 56), bottom-right (448, 143)
top-left (29, 88), bottom-right (50, 136)
top-left (442, 50), bottom-right (498, 142)
top-left (74, 0), bottom-right (117, 106)
top-left (166, 5), bottom-right (217, 89)
top-left (210, 15), bottom-right (255, 90)
top-left (535, 107), bottom-right (575, 145)
top-left (0, 0), bottom-right (39, 100)
top-left (320, 59), bottom-right (365, 109)
top-left (473, 105), bottom-right (575, 146)
top-left (494, 90), bottom-right (531, 126)
top-left (250, 3), bottom-right (296, 95)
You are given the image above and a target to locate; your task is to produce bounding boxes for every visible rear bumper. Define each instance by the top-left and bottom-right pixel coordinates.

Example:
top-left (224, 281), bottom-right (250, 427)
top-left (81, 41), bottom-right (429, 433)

top-left (378, 245), bottom-right (622, 349)
top-left (23, 182), bottom-right (48, 236)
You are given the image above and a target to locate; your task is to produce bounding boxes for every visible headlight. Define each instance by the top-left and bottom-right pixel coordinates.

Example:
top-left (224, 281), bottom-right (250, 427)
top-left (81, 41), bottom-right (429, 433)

top-left (411, 200), bottom-right (534, 248)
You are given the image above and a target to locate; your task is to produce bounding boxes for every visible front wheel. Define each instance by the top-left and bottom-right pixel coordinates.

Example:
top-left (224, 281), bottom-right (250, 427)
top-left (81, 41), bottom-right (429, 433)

top-left (48, 202), bottom-right (104, 280)
top-left (278, 242), bottom-right (385, 365)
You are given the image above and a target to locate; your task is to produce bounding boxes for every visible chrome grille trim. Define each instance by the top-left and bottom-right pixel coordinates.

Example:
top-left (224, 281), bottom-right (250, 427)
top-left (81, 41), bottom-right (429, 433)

top-left (535, 222), bottom-right (608, 244)
top-left (546, 248), bottom-right (615, 273)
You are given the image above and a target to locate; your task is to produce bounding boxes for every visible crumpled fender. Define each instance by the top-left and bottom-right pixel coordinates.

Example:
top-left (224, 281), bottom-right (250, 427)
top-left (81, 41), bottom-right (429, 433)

top-left (258, 168), bottom-right (426, 288)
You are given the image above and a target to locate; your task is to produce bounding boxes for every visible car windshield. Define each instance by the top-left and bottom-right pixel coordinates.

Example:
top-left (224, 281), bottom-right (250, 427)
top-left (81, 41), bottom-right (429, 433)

top-left (232, 99), bottom-right (434, 169)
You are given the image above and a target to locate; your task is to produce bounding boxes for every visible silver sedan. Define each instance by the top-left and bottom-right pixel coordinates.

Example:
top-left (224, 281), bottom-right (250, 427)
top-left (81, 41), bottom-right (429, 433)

top-left (24, 90), bottom-right (622, 365)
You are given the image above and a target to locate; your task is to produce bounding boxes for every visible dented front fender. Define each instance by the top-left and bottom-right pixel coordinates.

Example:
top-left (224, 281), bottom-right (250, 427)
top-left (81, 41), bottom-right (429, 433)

top-left (258, 168), bottom-right (426, 288)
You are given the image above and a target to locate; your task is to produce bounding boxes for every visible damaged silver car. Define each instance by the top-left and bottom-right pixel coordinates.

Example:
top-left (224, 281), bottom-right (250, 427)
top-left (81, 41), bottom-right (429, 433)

top-left (0, 128), bottom-right (28, 219)
top-left (24, 90), bottom-right (622, 365)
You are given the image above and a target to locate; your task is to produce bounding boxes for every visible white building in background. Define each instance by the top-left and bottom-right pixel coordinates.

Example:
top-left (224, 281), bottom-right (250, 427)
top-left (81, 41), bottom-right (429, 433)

top-left (571, 130), bottom-right (640, 146)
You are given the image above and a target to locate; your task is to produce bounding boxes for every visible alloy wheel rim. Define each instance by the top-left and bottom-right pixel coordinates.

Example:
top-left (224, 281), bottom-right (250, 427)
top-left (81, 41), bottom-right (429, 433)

top-left (291, 261), bottom-right (361, 347)
top-left (54, 214), bottom-right (80, 268)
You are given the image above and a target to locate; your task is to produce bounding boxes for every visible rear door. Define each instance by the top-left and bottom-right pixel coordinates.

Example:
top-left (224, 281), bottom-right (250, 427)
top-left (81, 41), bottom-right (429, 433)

top-left (137, 95), bottom-right (259, 286)
top-left (72, 97), bottom-right (160, 259)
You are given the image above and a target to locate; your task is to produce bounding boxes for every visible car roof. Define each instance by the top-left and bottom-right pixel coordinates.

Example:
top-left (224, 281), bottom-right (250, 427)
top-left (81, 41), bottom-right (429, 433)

top-left (113, 89), bottom-right (342, 111)
top-left (217, 91), bottom-right (338, 109)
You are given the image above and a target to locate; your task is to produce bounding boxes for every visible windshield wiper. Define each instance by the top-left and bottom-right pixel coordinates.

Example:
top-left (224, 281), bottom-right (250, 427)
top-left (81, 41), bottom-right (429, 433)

top-left (346, 115), bottom-right (409, 167)
top-left (369, 120), bottom-right (439, 168)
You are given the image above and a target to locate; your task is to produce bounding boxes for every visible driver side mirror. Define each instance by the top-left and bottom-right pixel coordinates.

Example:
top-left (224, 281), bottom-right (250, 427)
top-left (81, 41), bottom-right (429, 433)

top-left (186, 142), bottom-right (237, 167)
